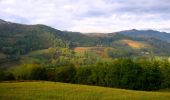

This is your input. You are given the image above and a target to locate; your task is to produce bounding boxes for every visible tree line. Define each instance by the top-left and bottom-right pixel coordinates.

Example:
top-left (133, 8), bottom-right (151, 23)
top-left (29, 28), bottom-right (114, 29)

top-left (1, 58), bottom-right (170, 91)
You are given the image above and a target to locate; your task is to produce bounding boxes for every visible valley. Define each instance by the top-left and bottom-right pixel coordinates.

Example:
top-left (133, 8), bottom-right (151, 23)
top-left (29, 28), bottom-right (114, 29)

top-left (1, 0), bottom-right (170, 99)
top-left (1, 19), bottom-right (170, 99)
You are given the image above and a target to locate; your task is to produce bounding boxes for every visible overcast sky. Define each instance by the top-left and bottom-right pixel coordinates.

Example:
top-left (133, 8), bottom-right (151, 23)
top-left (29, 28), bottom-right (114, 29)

top-left (0, 0), bottom-right (170, 33)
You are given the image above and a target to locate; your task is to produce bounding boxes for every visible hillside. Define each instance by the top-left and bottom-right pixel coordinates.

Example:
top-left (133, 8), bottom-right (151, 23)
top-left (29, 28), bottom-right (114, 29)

top-left (0, 81), bottom-right (170, 100)
top-left (1, 19), bottom-right (170, 60)
top-left (1, 19), bottom-right (170, 92)
top-left (119, 39), bottom-right (149, 49)
top-left (0, 19), bottom-right (8, 24)
top-left (117, 29), bottom-right (170, 43)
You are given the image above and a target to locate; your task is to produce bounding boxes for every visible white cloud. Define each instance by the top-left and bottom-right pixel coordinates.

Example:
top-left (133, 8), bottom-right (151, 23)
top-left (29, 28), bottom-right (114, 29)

top-left (0, 0), bottom-right (15, 4)
top-left (0, 0), bottom-right (170, 33)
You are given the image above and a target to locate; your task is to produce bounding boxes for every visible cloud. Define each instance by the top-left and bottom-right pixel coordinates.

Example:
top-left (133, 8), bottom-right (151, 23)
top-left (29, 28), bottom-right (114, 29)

top-left (0, 0), bottom-right (170, 32)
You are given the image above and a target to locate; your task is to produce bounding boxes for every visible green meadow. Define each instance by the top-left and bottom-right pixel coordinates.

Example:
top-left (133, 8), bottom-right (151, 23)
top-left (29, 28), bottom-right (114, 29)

top-left (0, 81), bottom-right (170, 100)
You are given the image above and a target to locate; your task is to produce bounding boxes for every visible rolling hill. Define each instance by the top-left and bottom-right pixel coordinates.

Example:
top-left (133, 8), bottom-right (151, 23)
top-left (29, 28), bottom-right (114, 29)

top-left (117, 29), bottom-right (170, 43)
top-left (1, 19), bottom-right (170, 60)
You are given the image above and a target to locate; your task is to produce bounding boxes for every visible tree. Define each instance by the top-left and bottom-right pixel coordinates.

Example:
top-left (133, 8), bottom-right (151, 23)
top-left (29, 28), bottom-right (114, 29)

top-left (160, 60), bottom-right (170, 88)
top-left (74, 67), bottom-right (92, 84)
top-left (55, 66), bottom-right (76, 83)
top-left (137, 59), bottom-right (162, 90)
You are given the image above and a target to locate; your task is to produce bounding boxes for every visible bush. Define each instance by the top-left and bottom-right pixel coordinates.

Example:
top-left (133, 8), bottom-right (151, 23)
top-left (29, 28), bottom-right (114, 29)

top-left (12, 64), bottom-right (47, 80)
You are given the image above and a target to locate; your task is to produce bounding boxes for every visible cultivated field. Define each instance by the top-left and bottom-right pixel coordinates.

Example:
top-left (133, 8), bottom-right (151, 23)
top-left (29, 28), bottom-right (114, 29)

top-left (0, 82), bottom-right (170, 100)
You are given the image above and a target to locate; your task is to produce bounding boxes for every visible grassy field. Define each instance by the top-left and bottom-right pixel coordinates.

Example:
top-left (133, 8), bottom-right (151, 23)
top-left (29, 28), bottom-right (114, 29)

top-left (120, 39), bottom-right (147, 49)
top-left (74, 47), bottom-right (109, 57)
top-left (0, 82), bottom-right (170, 100)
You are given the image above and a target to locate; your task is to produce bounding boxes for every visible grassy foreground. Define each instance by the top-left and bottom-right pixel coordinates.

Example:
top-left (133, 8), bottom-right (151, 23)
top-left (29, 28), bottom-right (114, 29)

top-left (0, 82), bottom-right (170, 100)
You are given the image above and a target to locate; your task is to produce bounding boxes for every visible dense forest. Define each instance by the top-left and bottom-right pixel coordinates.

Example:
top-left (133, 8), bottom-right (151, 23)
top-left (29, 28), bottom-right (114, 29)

top-left (1, 19), bottom-right (170, 91)
top-left (1, 57), bottom-right (170, 91)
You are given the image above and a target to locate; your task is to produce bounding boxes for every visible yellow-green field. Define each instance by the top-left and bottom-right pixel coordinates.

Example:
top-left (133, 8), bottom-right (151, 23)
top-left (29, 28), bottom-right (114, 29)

top-left (0, 82), bottom-right (170, 100)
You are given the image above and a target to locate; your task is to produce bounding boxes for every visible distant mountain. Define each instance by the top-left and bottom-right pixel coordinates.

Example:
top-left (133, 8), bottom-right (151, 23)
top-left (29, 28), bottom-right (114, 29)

top-left (1, 19), bottom-right (170, 58)
top-left (116, 29), bottom-right (170, 43)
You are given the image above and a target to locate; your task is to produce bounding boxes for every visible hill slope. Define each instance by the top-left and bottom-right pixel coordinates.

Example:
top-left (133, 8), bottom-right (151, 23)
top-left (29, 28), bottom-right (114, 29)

top-left (117, 29), bottom-right (170, 43)
top-left (0, 19), bottom-right (8, 24)
top-left (1, 19), bottom-right (170, 58)
top-left (0, 82), bottom-right (170, 100)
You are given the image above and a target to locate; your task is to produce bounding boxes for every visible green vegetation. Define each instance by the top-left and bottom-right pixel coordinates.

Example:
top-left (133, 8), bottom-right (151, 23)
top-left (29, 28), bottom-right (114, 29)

top-left (1, 58), bottom-right (170, 91)
top-left (1, 20), bottom-right (170, 93)
top-left (1, 82), bottom-right (170, 100)
top-left (1, 22), bottom-right (170, 60)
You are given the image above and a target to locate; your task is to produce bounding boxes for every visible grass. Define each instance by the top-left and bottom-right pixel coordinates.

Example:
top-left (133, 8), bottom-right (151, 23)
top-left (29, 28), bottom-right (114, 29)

top-left (74, 47), bottom-right (105, 52)
top-left (0, 82), bottom-right (170, 100)
top-left (74, 47), bottom-right (109, 57)
top-left (120, 39), bottom-right (148, 49)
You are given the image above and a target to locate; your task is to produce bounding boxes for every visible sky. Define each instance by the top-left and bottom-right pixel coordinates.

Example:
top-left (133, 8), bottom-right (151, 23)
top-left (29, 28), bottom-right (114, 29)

top-left (0, 0), bottom-right (170, 33)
